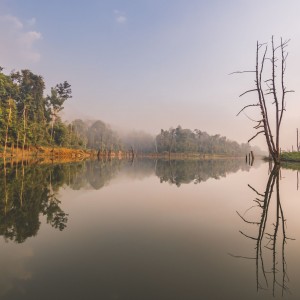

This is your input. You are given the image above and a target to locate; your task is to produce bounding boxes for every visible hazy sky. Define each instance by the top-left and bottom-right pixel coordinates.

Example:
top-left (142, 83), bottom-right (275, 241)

top-left (1, 0), bottom-right (300, 150)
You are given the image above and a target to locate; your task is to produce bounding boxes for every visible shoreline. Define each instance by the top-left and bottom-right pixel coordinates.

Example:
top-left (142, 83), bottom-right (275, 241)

top-left (0, 148), bottom-right (251, 164)
top-left (0, 146), bottom-right (132, 160)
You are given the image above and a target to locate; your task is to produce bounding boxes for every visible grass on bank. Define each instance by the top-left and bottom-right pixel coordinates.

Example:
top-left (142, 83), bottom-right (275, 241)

top-left (281, 151), bottom-right (300, 162)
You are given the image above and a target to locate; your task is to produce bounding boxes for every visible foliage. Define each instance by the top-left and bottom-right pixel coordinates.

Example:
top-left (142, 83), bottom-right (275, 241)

top-left (86, 120), bottom-right (121, 151)
top-left (0, 68), bottom-right (77, 149)
top-left (281, 152), bottom-right (300, 162)
top-left (156, 126), bottom-right (252, 156)
top-left (0, 68), bottom-right (258, 156)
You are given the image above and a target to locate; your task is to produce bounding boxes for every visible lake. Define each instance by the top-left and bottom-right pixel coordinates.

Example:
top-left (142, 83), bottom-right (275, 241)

top-left (0, 158), bottom-right (300, 300)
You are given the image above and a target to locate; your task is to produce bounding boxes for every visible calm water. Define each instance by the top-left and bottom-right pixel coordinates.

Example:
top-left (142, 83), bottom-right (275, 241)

top-left (0, 158), bottom-right (300, 300)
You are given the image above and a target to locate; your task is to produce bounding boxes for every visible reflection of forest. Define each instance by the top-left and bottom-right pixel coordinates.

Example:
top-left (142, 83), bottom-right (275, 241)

top-left (156, 159), bottom-right (251, 186)
top-left (0, 162), bottom-right (66, 243)
top-left (69, 159), bottom-right (123, 190)
top-left (0, 158), bottom-right (251, 243)
top-left (0, 159), bottom-right (123, 243)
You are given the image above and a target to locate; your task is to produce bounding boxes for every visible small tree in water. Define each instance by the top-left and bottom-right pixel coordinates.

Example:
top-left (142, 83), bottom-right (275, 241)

top-left (232, 36), bottom-right (294, 164)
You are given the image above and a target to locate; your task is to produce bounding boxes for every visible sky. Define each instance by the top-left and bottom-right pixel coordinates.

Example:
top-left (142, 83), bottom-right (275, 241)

top-left (0, 0), bottom-right (300, 150)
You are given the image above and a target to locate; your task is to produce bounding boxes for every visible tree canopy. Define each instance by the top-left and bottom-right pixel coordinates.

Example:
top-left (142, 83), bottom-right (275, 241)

top-left (156, 126), bottom-right (253, 156)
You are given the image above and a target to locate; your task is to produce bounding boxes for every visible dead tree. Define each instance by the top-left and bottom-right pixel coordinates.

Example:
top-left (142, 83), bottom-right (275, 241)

top-left (297, 128), bottom-right (299, 152)
top-left (232, 37), bottom-right (294, 164)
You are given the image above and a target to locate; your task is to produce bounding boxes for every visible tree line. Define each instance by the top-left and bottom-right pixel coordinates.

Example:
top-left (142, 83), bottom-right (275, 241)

top-left (0, 67), bottom-right (123, 154)
top-left (1, 67), bottom-right (261, 157)
top-left (0, 67), bottom-right (74, 153)
top-left (155, 126), bottom-right (255, 156)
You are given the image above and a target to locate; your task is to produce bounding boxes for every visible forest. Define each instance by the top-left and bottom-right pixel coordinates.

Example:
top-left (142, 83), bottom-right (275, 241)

top-left (0, 67), bottom-right (122, 153)
top-left (0, 67), bottom-right (258, 157)
top-left (155, 126), bottom-right (255, 156)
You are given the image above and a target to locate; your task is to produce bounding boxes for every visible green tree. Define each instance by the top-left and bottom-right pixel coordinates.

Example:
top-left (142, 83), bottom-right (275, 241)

top-left (0, 71), bottom-right (19, 151)
top-left (47, 81), bottom-right (72, 142)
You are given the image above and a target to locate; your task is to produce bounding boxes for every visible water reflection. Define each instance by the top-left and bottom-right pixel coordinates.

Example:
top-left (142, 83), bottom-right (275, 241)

top-left (2, 158), bottom-right (300, 299)
top-left (232, 165), bottom-right (295, 297)
top-left (156, 159), bottom-right (252, 186)
top-left (0, 162), bottom-right (67, 243)
top-left (0, 158), bottom-right (251, 244)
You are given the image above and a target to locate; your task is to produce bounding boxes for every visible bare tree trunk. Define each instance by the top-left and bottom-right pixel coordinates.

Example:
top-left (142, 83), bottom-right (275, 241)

top-left (4, 124), bottom-right (9, 157)
top-left (50, 112), bottom-right (56, 142)
top-left (20, 163), bottom-right (25, 207)
top-left (3, 159), bottom-right (8, 216)
top-left (22, 106), bottom-right (27, 159)
top-left (3, 102), bottom-right (12, 157)
top-left (16, 131), bottom-right (19, 158)
top-left (168, 129), bottom-right (175, 160)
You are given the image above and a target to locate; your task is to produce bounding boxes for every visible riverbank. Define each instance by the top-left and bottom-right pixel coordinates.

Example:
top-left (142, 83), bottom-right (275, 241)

top-left (281, 152), bottom-right (300, 162)
top-left (0, 146), bottom-right (130, 161)
top-left (0, 146), bottom-right (93, 159)
top-left (0, 147), bottom-right (254, 164)
top-left (139, 152), bottom-right (248, 160)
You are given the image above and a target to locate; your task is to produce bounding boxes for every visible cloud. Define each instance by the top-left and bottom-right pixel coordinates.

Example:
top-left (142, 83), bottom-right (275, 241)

top-left (0, 246), bottom-right (33, 298)
top-left (113, 10), bottom-right (127, 24)
top-left (0, 14), bottom-right (42, 68)
top-left (27, 17), bottom-right (36, 26)
top-left (0, 14), bottom-right (23, 29)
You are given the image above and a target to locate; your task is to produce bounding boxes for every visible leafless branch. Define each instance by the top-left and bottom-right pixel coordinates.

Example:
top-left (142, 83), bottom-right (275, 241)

top-left (239, 89), bottom-right (258, 97)
top-left (243, 113), bottom-right (261, 123)
top-left (228, 253), bottom-right (256, 259)
top-left (236, 211), bottom-right (260, 225)
top-left (236, 104), bottom-right (260, 116)
top-left (229, 70), bottom-right (256, 75)
top-left (239, 230), bottom-right (258, 240)
top-left (248, 184), bottom-right (265, 197)
top-left (248, 130), bottom-right (265, 143)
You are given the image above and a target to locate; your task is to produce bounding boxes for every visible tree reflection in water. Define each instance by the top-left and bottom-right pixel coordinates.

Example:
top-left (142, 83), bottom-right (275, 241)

top-left (0, 159), bottom-right (123, 243)
top-left (231, 165), bottom-right (295, 297)
top-left (156, 159), bottom-right (251, 186)
top-left (0, 160), bottom-right (68, 243)
top-left (0, 158), bottom-right (255, 245)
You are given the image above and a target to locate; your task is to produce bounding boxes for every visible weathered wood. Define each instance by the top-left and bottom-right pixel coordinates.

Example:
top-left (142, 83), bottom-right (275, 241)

top-left (233, 37), bottom-right (293, 164)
